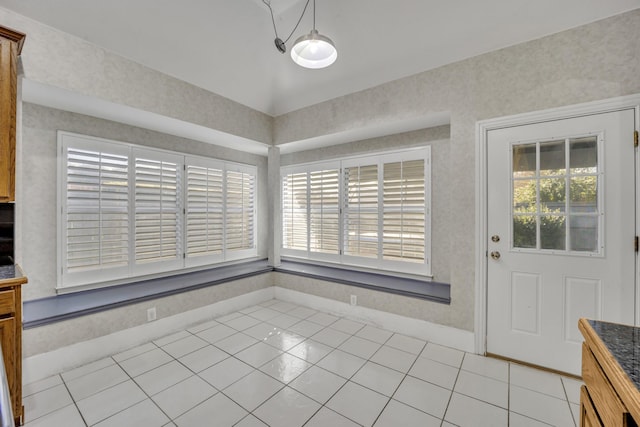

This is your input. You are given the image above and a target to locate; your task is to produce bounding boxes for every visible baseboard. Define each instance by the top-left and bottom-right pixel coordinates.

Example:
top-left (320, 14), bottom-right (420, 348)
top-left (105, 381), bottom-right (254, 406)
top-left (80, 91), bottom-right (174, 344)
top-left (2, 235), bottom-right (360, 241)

top-left (22, 287), bottom-right (275, 384)
top-left (274, 286), bottom-right (475, 353)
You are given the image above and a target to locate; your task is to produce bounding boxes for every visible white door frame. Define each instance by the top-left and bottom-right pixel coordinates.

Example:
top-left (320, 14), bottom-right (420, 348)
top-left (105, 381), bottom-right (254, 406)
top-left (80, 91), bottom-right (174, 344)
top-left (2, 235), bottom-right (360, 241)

top-left (475, 94), bottom-right (640, 355)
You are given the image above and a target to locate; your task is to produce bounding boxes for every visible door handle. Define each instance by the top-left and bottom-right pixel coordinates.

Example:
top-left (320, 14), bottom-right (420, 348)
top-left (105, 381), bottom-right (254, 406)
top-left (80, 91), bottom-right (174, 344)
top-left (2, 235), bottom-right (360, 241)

top-left (490, 251), bottom-right (501, 260)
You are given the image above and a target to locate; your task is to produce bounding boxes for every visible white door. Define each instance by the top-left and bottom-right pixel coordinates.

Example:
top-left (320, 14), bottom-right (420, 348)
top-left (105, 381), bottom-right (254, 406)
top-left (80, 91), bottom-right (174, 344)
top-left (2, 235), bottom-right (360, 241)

top-left (486, 109), bottom-right (636, 375)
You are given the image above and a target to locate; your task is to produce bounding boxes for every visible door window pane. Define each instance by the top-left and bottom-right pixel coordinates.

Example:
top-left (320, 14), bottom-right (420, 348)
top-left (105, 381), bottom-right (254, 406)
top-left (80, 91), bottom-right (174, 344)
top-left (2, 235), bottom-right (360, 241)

top-left (541, 215), bottom-right (566, 250)
top-left (570, 215), bottom-right (598, 252)
top-left (513, 180), bottom-right (537, 213)
top-left (513, 144), bottom-right (536, 178)
top-left (540, 140), bottom-right (565, 176)
top-left (513, 216), bottom-right (536, 248)
top-left (540, 178), bottom-right (566, 213)
top-left (570, 176), bottom-right (597, 213)
top-left (570, 137), bottom-right (597, 174)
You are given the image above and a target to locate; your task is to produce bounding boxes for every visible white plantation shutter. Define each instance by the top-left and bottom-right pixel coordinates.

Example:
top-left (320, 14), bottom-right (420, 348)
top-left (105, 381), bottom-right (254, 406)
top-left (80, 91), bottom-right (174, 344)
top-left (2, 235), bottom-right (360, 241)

top-left (62, 141), bottom-right (129, 285)
top-left (59, 132), bottom-right (258, 289)
top-left (383, 159), bottom-right (425, 263)
top-left (282, 172), bottom-right (308, 251)
top-left (281, 148), bottom-right (431, 276)
top-left (185, 159), bottom-right (224, 266)
top-left (133, 150), bottom-right (183, 273)
top-left (225, 167), bottom-right (256, 257)
top-left (343, 163), bottom-right (378, 259)
top-left (309, 169), bottom-right (340, 255)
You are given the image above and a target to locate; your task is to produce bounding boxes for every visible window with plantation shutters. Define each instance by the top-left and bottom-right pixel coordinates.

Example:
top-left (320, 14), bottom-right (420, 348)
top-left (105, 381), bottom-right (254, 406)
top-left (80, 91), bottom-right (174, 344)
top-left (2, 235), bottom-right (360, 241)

top-left (58, 132), bottom-right (258, 289)
top-left (282, 172), bottom-right (308, 251)
top-left (225, 167), bottom-right (256, 257)
top-left (281, 148), bottom-right (431, 276)
top-left (61, 137), bottom-right (130, 285)
top-left (133, 151), bottom-right (183, 274)
top-left (383, 159), bottom-right (425, 263)
top-left (309, 169), bottom-right (340, 255)
top-left (185, 161), bottom-right (224, 266)
top-left (344, 163), bottom-right (378, 259)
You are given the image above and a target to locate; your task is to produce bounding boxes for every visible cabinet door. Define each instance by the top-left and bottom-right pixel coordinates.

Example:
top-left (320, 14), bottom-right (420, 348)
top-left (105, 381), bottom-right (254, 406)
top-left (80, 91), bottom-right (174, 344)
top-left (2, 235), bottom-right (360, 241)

top-left (0, 317), bottom-right (17, 420)
top-left (0, 36), bottom-right (18, 202)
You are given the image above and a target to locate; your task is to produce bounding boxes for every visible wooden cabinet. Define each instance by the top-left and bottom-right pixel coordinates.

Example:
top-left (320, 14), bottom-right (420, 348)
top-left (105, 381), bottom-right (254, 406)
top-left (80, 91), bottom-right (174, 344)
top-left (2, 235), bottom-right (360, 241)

top-left (0, 26), bottom-right (25, 202)
top-left (0, 270), bottom-right (26, 426)
top-left (579, 318), bottom-right (640, 427)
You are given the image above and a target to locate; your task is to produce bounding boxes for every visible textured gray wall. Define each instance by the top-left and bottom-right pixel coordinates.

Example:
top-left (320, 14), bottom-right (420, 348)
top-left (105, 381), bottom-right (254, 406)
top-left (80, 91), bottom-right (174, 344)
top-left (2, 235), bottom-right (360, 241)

top-left (0, 7), bottom-right (272, 144)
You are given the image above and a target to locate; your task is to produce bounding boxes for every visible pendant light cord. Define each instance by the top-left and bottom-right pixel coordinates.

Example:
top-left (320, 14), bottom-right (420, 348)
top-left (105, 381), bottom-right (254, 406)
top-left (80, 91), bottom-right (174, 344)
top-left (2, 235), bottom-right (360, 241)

top-left (262, 0), bottom-right (311, 44)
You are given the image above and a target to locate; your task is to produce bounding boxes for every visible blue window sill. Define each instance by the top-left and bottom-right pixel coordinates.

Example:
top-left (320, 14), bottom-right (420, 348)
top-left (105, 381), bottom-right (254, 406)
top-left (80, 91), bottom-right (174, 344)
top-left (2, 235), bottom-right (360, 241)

top-left (274, 261), bottom-right (450, 304)
top-left (23, 260), bottom-right (272, 329)
top-left (23, 260), bottom-right (450, 329)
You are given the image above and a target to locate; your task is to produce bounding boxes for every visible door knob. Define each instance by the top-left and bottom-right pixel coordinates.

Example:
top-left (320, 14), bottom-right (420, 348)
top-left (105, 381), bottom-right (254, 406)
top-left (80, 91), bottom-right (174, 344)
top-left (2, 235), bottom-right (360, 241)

top-left (490, 251), bottom-right (501, 260)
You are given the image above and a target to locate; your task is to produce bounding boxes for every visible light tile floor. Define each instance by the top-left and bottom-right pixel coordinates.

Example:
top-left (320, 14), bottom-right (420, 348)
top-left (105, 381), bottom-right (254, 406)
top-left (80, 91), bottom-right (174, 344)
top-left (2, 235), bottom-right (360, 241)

top-left (23, 299), bottom-right (582, 427)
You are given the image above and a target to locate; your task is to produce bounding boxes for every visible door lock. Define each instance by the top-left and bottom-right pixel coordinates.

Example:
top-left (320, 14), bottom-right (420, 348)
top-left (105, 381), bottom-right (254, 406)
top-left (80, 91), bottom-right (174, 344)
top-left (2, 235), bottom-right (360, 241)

top-left (490, 251), bottom-right (501, 260)
top-left (491, 235), bottom-right (500, 243)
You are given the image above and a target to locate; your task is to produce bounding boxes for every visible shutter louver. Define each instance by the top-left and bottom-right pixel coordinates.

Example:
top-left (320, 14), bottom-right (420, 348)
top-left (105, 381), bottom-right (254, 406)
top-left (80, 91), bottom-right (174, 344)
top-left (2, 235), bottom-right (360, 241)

top-left (309, 169), bottom-right (340, 254)
top-left (226, 169), bottom-right (255, 251)
top-left (383, 159), bottom-right (425, 263)
top-left (344, 164), bottom-right (378, 258)
top-left (134, 156), bottom-right (181, 265)
top-left (282, 172), bottom-right (308, 251)
top-left (65, 148), bottom-right (129, 272)
top-left (186, 164), bottom-right (223, 260)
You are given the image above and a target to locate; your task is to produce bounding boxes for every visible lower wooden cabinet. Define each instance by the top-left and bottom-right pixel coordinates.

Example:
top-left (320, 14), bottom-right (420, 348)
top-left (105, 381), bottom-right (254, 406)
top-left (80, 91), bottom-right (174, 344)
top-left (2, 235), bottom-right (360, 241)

top-left (579, 318), bottom-right (640, 427)
top-left (0, 274), bottom-right (26, 425)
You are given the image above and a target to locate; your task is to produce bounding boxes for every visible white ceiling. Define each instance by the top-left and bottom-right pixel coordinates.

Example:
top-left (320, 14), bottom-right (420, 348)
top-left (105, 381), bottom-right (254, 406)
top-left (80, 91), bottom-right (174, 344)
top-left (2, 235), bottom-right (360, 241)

top-left (1, 0), bottom-right (639, 117)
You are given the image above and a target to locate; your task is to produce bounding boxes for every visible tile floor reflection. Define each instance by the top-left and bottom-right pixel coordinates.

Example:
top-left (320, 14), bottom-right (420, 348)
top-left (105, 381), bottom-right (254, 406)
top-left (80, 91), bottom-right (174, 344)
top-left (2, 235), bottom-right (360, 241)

top-left (23, 299), bottom-right (581, 426)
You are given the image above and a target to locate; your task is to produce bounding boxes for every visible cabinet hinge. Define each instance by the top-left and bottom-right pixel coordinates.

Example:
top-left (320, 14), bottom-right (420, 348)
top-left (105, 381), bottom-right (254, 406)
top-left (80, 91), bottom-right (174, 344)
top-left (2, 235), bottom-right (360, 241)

top-left (635, 236), bottom-right (638, 252)
top-left (634, 130), bottom-right (639, 148)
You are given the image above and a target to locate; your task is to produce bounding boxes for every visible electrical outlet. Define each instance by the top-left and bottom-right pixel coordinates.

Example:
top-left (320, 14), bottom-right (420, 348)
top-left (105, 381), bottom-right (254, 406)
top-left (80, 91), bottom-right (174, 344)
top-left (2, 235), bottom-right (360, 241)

top-left (147, 307), bottom-right (157, 322)
top-left (350, 295), bottom-right (357, 306)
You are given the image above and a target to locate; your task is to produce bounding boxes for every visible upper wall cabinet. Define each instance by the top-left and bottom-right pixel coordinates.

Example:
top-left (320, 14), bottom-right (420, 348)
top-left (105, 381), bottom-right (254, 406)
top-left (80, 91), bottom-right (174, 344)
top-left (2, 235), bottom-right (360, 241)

top-left (0, 26), bottom-right (25, 202)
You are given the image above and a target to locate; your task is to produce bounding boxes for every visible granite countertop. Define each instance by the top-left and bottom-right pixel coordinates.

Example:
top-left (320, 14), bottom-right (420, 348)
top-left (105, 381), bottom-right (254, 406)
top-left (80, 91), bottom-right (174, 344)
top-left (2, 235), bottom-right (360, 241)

top-left (0, 264), bottom-right (25, 282)
top-left (589, 319), bottom-right (640, 391)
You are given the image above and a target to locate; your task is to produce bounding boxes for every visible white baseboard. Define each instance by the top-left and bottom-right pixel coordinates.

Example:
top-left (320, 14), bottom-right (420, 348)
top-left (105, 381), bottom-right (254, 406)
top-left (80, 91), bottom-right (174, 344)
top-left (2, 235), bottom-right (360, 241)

top-left (23, 287), bottom-right (275, 384)
top-left (274, 287), bottom-right (475, 353)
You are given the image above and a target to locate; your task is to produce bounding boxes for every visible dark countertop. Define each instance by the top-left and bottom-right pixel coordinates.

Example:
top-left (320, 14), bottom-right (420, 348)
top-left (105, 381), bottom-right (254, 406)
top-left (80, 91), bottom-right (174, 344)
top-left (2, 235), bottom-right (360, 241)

top-left (588, 319), bottom-right (640, 391)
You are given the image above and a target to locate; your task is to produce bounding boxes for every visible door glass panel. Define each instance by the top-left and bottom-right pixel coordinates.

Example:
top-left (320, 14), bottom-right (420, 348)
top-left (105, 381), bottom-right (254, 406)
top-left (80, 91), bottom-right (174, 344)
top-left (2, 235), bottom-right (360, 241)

top-left (540, 140), bottom-right (565, 176)
top-left (541, 215), bottom-right (566, 250)
top-left (513, 180), bottom-right (537, 213)
top-left (570, 176), bottom-right (597, 213)
top-left (570, 215), bottom-right (598, 252)
top-left (540, 178), bottom-right (566, 213)
top-left (513, 144), bottom-right (536, 178)
top-left (570, 137), bottom-right (597, 174)
top-left (513, 216), bottom-right (536, 248)
top-left (511, 135), bottom-right (600, 254)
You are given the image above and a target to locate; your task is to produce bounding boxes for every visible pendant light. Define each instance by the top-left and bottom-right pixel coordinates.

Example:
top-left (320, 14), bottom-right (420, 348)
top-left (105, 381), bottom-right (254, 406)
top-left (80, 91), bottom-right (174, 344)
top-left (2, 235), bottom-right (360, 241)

top-left (290, 0), bottom-right (337, 69)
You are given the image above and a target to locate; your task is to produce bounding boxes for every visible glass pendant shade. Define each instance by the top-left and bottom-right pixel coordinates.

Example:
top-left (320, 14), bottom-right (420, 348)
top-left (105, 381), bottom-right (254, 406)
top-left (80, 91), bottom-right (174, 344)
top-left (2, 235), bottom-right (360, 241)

top-left (290, 29), bottom-right (337, 69)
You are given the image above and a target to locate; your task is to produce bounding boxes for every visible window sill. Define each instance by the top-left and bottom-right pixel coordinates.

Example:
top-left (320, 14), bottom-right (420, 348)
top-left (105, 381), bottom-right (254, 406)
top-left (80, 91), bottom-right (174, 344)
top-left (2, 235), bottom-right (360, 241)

top-left (23, 259), bottom-right (450, 329)
top-left (23, 260), bottom-right (272, 329)
top-left (274, 260), bottom-right (450, 304)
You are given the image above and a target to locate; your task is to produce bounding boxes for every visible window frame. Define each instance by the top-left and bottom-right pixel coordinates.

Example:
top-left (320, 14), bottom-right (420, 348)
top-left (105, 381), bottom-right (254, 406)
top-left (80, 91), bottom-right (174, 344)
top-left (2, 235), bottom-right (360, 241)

top-left (281, 147), bottom-right (431, 277)
top-left (57, 131), bottom-right (258, 290)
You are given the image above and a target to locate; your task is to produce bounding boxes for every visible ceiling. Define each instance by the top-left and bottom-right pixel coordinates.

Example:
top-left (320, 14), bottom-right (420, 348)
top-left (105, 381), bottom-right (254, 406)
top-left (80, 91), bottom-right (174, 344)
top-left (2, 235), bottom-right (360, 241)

top-left (0, 0), bottom-right (639, 117)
